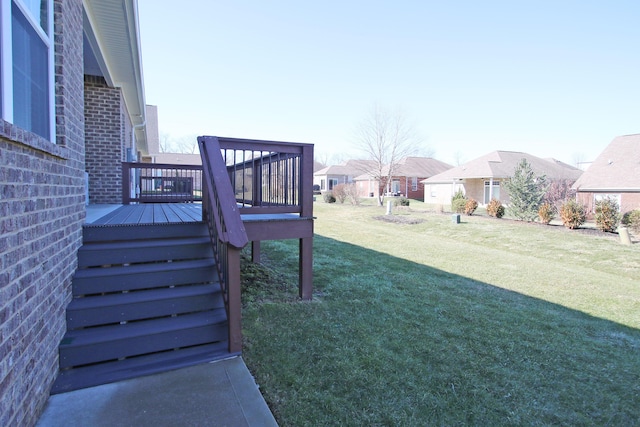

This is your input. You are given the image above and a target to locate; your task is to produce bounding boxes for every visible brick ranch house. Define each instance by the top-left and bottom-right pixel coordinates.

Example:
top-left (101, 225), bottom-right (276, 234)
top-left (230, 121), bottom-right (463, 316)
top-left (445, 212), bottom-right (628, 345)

top-left (354, 156), bottom-right (453, 200)
top-left (572, 133), bottom-right (640, 215)
top-left (0, 1), bottom-right (147, 425)
top-left (423, 151), bottom-right (583, 206)
top-left (313, 159), bottom-right (377, 192)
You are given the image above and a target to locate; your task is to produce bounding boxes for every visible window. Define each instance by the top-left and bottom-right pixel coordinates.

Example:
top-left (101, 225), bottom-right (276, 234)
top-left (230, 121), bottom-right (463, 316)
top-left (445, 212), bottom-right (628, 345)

top-left (320, 179), bottom-right (326, 190)
top-left (328, 178), bottom-right (338, 190)
top-left (411, 177), bottom-right (418, 191)
top-left (1, 0), bottom-right (54, 140)
top-left (484, 180), bottom-right (500, 204)
top-left (594, 194), bottom-right (621, 212)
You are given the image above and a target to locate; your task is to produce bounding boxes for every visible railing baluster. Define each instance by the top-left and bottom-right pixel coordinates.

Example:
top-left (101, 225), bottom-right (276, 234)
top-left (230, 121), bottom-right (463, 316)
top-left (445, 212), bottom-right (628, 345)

top-left (121, 162), bottom-right (204, 204)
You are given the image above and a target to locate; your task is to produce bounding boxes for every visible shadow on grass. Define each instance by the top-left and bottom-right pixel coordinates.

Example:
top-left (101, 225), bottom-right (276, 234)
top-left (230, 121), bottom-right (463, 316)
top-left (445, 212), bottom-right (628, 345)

top-left (242, 235), bottom-right (640, 427)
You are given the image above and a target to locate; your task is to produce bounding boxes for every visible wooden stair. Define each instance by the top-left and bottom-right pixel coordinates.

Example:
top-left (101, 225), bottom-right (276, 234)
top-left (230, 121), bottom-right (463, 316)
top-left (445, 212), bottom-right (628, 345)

top-left (51, 222), bottom-right (232, 394)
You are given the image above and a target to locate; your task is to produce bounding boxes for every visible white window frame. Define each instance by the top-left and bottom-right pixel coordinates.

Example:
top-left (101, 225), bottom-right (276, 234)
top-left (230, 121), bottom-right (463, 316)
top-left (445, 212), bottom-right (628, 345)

top-left (484, 180), bottom-right (500, 204)
top-left (593, 194), bottom-right (621, 213)
top-left (391, 179), bottom-right (400, 193)
top-left (411, 176), bottom-right (418, 191)
top-left (0, 0), bottom-right (55, 141)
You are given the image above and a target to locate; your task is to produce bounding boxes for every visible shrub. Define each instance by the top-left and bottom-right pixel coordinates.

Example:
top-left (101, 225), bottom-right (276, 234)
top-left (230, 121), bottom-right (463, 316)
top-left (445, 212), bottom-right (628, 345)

top-left (394, 197), bottom-right (410, 207)
top-left (343, 183), bottom-right (361, 206)
top-left (504, 159), bottom-right (548, 221)
top-left (323, 192), bottom-right (336, 203)
top-left (464, 198), bottom-right (478, 215)
top-left (538, 202), bottom-right (555, 225)
top-left (332, 184), bottom-right (348, 203)
top-left (621, 209), bottom-right (640, 233)
top-left (559, 199), bottom-right (586, 229)
top-left (595, 197), bottom-right (620, 232)
top-left (486, 199), bottom-right (505, 218)
top-left (451, 198), bottom-right (467, 214)
top-left (451, 190), bottom-right (467, 213)
top-left (451, 189), bottom-right (465, 202)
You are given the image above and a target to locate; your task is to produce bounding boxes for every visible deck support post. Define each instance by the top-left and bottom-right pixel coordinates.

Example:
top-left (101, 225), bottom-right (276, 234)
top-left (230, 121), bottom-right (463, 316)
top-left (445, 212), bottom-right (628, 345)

top-left (299, 236), bottom-right (313, 300)
top-left (227, 246), bottom-right (243, 354)
top-left (251, 241), bottom-right (261, 263)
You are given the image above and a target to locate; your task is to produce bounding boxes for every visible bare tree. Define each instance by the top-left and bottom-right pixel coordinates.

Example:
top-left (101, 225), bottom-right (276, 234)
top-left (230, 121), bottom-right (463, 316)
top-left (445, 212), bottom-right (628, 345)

top-left (175, 134), bottom-right (198, 154)
top-left (159, 132), bottom-right (198, 154)
top-left (453, 150), bottom-right (465, 166)
top-left (354, 104), bottom-right (421, 206)
top-left (159, 132), bottom-right (172, 153)
top-left (572, 152), bottom-right (587, 169)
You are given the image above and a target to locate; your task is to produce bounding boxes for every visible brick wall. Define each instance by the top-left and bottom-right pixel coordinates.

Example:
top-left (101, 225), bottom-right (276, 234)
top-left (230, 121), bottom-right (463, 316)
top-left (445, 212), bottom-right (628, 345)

top-left (577, 191), bottom-right (640, 215)
top-left (84, 75), bottom-right (134, 204)
top-left (0, 1), bottom-right (85, 426)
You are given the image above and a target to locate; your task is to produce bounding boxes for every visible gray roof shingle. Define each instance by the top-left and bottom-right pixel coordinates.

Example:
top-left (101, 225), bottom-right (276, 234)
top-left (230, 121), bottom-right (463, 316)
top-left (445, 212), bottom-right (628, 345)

top-left (424, 151), bottom-right (583, 183)
top-left (572, 134), bottom-right (640, 191)
top-left (314, 159), bottom-right (377, 177)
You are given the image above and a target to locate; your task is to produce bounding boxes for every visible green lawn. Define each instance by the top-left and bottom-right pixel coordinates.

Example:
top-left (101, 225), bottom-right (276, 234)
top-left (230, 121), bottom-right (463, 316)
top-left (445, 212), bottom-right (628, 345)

top-left (242, 200), bottom-right (640, 426)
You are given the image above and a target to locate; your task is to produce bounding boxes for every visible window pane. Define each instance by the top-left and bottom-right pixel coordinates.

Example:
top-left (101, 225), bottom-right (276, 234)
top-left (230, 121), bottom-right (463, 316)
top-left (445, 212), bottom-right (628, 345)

top-left (12, 1), bottom-right (49, 139)
top-left (20, 0), bottom-right (48, 32)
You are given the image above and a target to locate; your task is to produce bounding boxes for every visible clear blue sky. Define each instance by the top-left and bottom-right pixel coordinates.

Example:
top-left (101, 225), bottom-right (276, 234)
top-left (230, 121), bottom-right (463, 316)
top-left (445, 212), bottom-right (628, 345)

top-left (138, 1), bottom-right (639, 166)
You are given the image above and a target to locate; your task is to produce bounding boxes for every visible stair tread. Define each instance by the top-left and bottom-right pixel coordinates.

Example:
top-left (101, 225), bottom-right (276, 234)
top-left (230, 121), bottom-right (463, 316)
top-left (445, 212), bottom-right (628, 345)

top-left (51, 343), bottom-right (235, 394)
top-left (60, 311), bottom-right (227, 347)
top-left (67, 284), bottom-right (222, 311)
top-left (73, 258), bottom-right (216, 279)
top-left (79, 235), bottom-right (211, 252)
top-left (82, 223), bottom-right (207, 243)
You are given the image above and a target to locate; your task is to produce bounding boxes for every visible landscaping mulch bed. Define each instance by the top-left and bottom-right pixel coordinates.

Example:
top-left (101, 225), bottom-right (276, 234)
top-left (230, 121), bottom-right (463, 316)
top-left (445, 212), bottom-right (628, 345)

top-left (373, 215), bottom-right (426, 225)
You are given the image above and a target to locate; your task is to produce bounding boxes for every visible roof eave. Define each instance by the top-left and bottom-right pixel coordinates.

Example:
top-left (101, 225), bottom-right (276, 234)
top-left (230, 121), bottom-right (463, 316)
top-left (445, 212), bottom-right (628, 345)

top-left (83, 0), bottom-right (147, 155)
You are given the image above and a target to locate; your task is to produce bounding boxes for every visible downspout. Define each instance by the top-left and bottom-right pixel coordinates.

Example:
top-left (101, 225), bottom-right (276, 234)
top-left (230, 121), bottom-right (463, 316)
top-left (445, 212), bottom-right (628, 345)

top-left (130, 121), bottom-right (146, 201)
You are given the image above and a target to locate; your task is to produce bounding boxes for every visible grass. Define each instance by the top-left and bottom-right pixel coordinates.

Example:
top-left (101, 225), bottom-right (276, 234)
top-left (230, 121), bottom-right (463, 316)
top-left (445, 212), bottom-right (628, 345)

top-left (241, 200), bottom-right (640, 426)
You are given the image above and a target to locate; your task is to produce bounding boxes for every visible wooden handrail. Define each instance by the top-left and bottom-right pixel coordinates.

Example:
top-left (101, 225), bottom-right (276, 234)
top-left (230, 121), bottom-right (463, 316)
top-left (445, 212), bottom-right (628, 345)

top-left (199, 136), bottom-right (248, 249)
top-left (199, 135), bottom-right (314, 351)
top-left (198, 136), bottom-right (248, 353)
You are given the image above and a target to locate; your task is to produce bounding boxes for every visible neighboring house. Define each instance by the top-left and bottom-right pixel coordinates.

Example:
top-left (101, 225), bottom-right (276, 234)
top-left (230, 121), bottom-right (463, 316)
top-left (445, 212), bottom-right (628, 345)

top-left (143, 104), bottom-right (202, 165)
top-left (572, 134), bottom-right (640, 214)
top-left (313, 159), bottom-right (376, 192)
top-left (0, 1), bottom-right (147, 425)
top-left (354, 157), bottom-right (454, 199)
top-left (423, 151), bottom-right (583, 206)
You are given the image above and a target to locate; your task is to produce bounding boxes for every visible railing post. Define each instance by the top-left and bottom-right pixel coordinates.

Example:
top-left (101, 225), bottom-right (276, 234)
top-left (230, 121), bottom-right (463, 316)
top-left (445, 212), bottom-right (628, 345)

top-left (227, 246), bottom-right (242, 353)
top-left (300, 144), bottom-right (314, 217)
top-left (122, 162), bottom-right (131, 205)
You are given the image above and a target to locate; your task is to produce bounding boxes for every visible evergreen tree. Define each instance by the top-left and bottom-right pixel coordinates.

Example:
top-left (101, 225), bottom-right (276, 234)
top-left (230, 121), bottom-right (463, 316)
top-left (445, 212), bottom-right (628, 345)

top-left (504, 159), bottom-right (548, 221)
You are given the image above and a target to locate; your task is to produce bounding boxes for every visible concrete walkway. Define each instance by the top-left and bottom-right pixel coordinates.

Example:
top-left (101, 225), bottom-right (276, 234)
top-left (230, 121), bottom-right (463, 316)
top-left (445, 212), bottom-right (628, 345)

top-left (37, 357), bottom-right (278, 427)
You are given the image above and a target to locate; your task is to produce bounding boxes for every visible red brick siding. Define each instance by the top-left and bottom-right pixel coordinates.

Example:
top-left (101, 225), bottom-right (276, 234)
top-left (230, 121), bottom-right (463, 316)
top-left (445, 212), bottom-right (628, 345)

top-left (84, 76), bottom-right (134, 204)
top-left (577, 191), bottom-right (640, 215)
top-left (0, 1), bottom-right (85, 426)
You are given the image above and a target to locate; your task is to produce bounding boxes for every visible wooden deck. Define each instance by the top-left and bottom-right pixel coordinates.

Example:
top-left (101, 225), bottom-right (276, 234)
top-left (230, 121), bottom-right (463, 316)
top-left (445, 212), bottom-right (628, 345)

top-left (88, 203), bottom-right (203, 225)
top-left (85, 202), bottom-right (313, 301)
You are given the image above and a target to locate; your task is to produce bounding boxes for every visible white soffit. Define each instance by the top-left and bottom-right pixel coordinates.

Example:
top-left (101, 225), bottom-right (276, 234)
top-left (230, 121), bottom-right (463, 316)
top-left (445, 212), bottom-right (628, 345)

top-left (83, 0), bottom-right (147, 154)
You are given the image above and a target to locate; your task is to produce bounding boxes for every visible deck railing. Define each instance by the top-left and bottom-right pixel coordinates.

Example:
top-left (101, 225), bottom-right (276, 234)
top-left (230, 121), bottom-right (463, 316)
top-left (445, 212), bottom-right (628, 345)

top-left (122, 162), bottom-right (204, 204)
top-left (218, 136), bottom-right (314, 218)
top-left (198, 136), bottom-right (248, 354)
top-left (121, 136), bottom-right (313, 353)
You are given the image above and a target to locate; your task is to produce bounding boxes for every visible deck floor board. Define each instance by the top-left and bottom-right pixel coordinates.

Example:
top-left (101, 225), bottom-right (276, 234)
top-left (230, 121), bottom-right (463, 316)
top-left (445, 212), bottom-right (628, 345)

top-left (89, 204), bottom-right (202, 225)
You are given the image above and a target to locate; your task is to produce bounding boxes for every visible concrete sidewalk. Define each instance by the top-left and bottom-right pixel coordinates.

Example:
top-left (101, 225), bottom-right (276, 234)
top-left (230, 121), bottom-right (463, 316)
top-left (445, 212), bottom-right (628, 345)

top-left (36, 357), bottom-right (278, 427)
